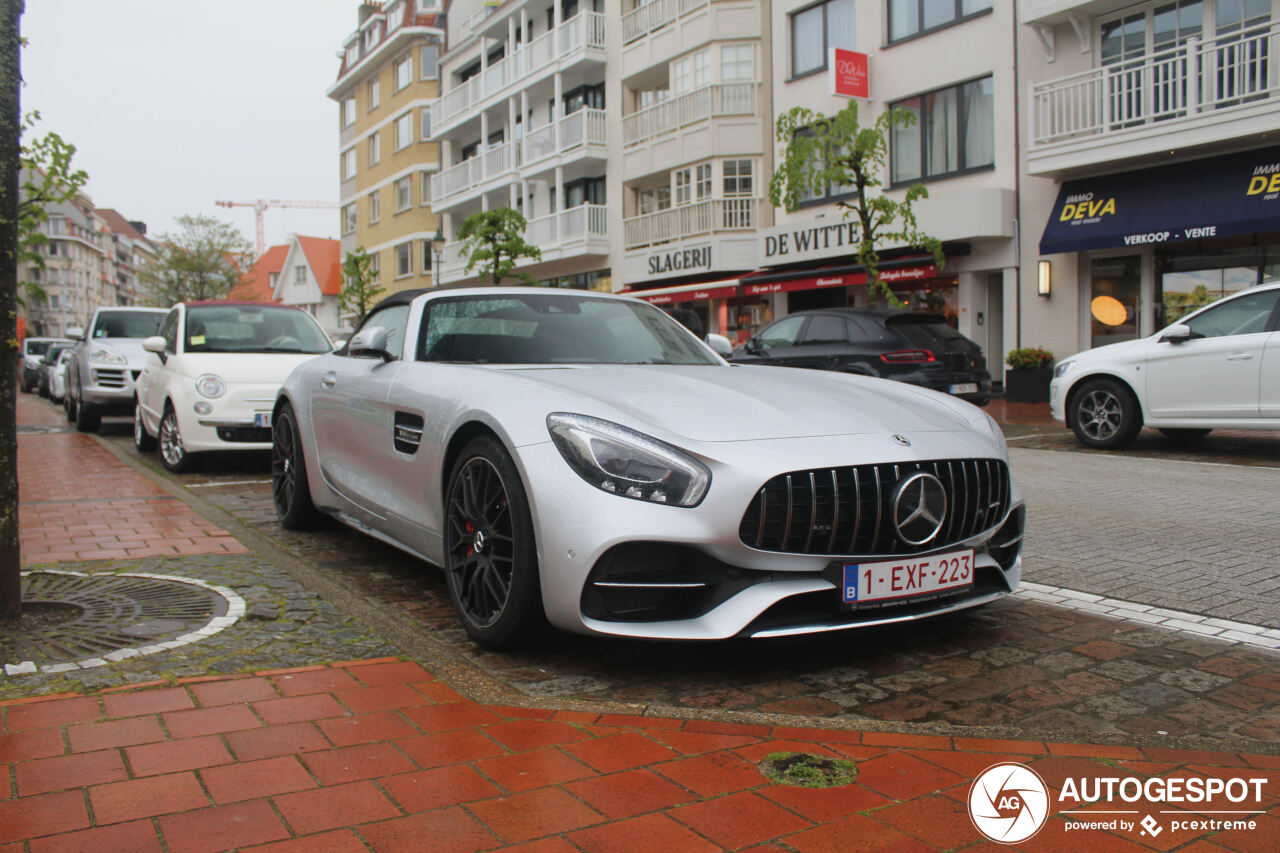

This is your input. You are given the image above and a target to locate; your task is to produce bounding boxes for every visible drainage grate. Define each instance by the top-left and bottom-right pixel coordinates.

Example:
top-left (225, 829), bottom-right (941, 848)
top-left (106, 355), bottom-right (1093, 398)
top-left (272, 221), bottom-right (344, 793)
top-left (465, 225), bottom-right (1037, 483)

top-left (2, 571), bottom-right (237, 672)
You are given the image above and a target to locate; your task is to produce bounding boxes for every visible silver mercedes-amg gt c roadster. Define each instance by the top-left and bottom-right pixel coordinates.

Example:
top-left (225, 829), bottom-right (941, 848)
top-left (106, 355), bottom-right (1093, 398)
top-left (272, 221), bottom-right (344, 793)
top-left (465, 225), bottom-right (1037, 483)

top-left (271, 287), bottom-right (1023, 648)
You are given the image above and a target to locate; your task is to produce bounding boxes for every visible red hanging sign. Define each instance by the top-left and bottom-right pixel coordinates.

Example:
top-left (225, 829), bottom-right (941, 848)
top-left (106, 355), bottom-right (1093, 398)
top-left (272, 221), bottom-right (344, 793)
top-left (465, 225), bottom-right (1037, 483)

top-left (829, 48), bottom-right (870, 100)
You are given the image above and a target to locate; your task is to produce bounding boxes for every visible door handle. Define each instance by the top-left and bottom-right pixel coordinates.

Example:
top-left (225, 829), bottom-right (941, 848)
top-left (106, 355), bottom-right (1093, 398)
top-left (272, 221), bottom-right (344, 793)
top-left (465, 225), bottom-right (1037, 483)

top-left (320, 372), bottom-right (337, 388)
top-left (1225, 353), bottom-right (1254, 362)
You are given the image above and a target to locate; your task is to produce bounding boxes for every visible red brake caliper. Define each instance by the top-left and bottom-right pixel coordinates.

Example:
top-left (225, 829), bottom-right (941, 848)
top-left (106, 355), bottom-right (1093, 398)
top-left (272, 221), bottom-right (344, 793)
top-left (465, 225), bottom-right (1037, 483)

top-left (464, 521), bottom-right (474, 557)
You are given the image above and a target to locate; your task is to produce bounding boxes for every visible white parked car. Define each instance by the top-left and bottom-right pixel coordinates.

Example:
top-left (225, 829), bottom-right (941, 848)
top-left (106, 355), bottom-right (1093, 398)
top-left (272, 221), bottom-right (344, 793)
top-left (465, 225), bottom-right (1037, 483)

top-left (134, 301), bottom-right (332, 472)
top-left (271, 287), bottom-right (1024, 648)
top-left (1051, 280), bottom-right (1280, 448)
top-left (48, 349), bottom-right (73, 403)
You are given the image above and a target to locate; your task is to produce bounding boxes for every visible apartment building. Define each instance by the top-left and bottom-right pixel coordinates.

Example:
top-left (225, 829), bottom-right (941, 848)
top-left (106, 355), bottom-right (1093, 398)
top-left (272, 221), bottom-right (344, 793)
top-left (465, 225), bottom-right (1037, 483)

top-left (18, 180), bottom-right (155, 337)
top-left (329, 1), bottom-right (447, 311)
top-left (1018, 0), bottom-right (1280, 362)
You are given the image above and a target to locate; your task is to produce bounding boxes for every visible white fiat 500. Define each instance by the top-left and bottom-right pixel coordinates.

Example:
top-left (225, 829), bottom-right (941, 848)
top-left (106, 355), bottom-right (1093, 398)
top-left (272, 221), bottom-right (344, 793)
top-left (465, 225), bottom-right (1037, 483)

top-left (135, 301), bottom-right (332, 471)
top-left (1051, 280), bottom-right (1280, 449)
top-left (271, 288), bottom-right (1024, 648)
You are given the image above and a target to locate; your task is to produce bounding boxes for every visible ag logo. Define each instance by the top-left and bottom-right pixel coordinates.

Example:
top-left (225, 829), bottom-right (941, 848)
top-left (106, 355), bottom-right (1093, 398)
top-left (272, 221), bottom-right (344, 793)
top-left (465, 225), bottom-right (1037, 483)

top-left (968, 762), bottom-right (1050, 844)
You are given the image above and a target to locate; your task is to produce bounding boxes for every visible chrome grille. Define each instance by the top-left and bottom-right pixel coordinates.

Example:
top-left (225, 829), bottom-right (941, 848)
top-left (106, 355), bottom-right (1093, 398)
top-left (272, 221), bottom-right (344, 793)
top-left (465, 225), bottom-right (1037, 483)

top-left (739, 458), bottom-right (1010, 556)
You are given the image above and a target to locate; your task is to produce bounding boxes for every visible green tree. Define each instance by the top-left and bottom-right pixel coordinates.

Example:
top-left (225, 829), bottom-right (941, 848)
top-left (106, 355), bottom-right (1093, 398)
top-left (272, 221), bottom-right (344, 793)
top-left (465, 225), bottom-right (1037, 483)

top-left (141, 214), bottom-right (253, 304)
top-left (17, 112), bottom-right (88, 317)
top-left (769, 99), bottom-right (943, 308)
top-left (457, 207), bottom-right (542, 286)
top-left (338, 247), bottom-right (383, 323)
top-left (2, 0), bottom-right (25, 621)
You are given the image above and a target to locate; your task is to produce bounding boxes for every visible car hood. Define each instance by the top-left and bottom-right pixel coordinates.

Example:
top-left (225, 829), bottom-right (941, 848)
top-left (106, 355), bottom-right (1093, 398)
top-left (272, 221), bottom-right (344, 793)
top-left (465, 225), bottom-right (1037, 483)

top-left (1060, 335), bottom-right (1152, 368)
top-left (489, 363), bottom-right (984, 444)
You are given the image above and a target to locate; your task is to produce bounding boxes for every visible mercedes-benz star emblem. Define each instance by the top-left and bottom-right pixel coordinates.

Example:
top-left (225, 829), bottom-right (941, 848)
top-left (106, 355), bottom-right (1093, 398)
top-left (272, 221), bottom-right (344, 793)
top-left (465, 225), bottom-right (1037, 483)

top-left (892, 472), bottom-right (948, 546)
top-left (892, 434), bottom-right (911, 447)
top-left (472, 529), bottom-right (487, 554)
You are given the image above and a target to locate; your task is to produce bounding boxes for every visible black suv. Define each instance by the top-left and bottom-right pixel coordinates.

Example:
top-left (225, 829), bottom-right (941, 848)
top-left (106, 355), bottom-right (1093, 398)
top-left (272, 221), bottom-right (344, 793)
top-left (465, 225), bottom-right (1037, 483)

top-left (730, 308), bottom-right (991, 405)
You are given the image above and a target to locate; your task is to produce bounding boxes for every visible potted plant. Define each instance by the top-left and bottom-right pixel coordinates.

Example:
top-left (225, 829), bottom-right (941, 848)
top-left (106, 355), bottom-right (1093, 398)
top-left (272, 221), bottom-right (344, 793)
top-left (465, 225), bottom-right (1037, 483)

top-left (1005, 347), bottom-right (1055, 403)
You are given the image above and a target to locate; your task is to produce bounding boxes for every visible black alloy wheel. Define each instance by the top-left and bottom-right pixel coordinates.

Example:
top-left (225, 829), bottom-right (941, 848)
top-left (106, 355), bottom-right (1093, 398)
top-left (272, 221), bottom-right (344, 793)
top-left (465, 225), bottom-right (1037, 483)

top-left (271, 403), bottom-right (320, 529)
top-left (443, 435), bottom-right (545, 649)
top-left (1070, 378), bottom-right (1142, 449)
top-left (133, 402), bottom-right (156, 452)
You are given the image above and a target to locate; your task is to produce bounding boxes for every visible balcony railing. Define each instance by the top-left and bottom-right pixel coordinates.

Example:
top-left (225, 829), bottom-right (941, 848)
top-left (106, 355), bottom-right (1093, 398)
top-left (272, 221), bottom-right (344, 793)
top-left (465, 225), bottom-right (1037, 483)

top-left (623, 198), bottom-right (758, 249)
top-left (526, 203), bottom-right (608, 248)
top-left (429, 109), bottom-right (607, 205)
top-left (1032, 22), bottom-right (1279, 148)
top-left (621, 0), bottom-right (708, 44)
top-left (623, 82), bottom-right (758, 147)
top-left (434, 11), bottom-right (606, 129)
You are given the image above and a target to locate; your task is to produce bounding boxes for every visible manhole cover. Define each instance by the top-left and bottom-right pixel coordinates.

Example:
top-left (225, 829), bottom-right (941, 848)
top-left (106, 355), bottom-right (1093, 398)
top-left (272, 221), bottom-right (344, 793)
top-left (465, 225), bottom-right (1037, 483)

top-left (2, 571), bottom-right (244, 675)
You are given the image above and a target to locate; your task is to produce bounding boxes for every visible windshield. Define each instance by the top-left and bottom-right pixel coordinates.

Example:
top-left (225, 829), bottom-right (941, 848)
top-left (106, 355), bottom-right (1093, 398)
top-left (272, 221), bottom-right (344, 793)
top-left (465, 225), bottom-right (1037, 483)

top-left (184, 304), bottom-right (331, 354)
top-left (92, 310), bottom-right (165, 339)
top-left (419, 294), bottom-right (719, 366)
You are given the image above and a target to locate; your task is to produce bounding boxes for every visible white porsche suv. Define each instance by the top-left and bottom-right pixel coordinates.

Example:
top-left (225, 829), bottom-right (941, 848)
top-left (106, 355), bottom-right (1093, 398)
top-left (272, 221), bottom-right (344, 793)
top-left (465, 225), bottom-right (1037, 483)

top-left (1050, 280), bottom-right (1280, 449)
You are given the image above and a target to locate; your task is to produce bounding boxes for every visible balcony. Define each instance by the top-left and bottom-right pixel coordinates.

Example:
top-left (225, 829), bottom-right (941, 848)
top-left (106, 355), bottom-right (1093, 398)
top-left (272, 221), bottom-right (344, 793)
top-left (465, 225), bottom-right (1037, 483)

top-left (623, 82), bottom-right (758, 147)
top-left (432, 11), bottom-right (606, 136)
top-left (440, 202), bottom-right (608, 281)
top-left (623, 198), bottom-right (759, 250)
top-left (430, 109), bottom-right (607, 208)
top-left (1029, 23), bottom-right (1280, 175)
top-left (622, 0), bottom-right (708, 44)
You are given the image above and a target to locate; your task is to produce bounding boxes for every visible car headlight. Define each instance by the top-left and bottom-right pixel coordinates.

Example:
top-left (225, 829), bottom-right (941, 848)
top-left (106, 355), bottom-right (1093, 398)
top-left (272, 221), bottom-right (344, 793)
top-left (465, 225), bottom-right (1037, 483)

top-left (195, 374), bottom-right (226, 399)
top-left (547, 412), bottom-right (710, 507)
top-left (89, 347), bottom-right (126, 365)
top-left (1053, 360), bottom-right (1074, 379)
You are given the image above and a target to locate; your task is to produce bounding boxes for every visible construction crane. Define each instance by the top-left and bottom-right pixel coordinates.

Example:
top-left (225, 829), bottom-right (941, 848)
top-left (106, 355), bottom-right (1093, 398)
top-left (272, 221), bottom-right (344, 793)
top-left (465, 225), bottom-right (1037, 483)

top-left (215, 199), bottom-right (340, 255)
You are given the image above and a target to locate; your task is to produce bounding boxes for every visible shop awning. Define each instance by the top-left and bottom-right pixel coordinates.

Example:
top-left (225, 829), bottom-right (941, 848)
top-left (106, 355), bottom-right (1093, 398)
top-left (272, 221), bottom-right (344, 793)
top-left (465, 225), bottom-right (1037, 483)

top-left (1039, 146), bottom-right (1280, 255)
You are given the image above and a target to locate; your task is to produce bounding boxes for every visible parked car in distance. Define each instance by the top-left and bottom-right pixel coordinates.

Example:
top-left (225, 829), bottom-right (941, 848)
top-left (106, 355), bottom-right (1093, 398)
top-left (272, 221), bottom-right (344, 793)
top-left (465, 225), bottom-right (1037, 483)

top-left (134, 301), bottom-right (332, 472)
top-left (19, 337), bottom-right (71, 393)
top-left (36, 343), bottom-right (73, 398)
top-left (64, 307), bottom-right (169, 432)
top-left (1051, 279), bottom-right (1280, 449)
top-left (271, 287), bottom-right (1023, 649)
top-left (48, 349), bottom-right (73, 403)
top-left (729, 308), bottom-right (992, 406)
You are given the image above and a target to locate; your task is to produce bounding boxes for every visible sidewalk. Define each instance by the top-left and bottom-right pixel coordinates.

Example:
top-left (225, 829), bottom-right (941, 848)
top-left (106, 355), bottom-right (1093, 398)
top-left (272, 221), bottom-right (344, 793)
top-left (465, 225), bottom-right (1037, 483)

top-left (4, 394), bottom-right (1278, 852)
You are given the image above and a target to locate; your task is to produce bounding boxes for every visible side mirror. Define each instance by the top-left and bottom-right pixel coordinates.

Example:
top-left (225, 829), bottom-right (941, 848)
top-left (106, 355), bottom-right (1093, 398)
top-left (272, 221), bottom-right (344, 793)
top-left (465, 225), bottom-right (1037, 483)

top-left (349, 326), bottom-right (393, 362)
top-left (1159, 325), bottom-right (1192, 344)
top-left (66, 326), bottom-right (84, 340)
top-left (142, 336), bottom-right (167, 354)
top-left (705, 334), bottom-right (733, 358)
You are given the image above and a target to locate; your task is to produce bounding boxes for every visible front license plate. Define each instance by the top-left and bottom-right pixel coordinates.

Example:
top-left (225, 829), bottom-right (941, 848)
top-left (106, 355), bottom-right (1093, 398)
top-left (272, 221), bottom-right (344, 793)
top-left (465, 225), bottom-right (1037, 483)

top-left (842, 549), bottom-right (974, 605)
top-left (949, 382), bottom-right (978, 395)
top-left (253, 412), bottom-right (272, 428)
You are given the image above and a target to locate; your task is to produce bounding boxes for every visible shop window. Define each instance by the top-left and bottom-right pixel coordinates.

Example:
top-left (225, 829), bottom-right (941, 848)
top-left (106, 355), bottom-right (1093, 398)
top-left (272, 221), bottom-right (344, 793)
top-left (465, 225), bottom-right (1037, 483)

top-left (791, 0), bottom-right (855, 78)
top-left (1091, 256), bottom-right (1141, 347)
top-left (889, 0), bottom-right (991, 44)
top-left (891, 76), bottom-right (994, 185)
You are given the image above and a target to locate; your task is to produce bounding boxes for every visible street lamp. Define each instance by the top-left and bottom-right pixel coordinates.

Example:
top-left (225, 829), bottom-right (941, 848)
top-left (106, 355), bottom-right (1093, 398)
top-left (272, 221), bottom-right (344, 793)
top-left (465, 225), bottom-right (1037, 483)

top-left (431, 224), bottom-right (445, 289)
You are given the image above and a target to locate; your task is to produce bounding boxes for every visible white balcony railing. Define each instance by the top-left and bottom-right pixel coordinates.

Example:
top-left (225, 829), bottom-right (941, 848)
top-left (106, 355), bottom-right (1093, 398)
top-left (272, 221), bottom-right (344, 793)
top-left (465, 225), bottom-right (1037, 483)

top-left (623, 82), bottom-right (758, 147)
top-left (429, 110), bottom-right (607, 205)
top-left (1032, 22), bottom-right (1279, 148)
top-left (623, 198), bottom-right (758, 249)
top-left (434, 11), bottom-right (606, 129)
top-left (621, 0), bottom-right (709, 44)
top-left (526, 203), bottom-right (608, 248)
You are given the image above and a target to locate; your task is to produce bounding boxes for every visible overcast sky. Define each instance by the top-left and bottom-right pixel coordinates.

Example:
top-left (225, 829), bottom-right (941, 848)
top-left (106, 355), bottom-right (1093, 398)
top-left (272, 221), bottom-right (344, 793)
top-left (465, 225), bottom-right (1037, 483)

top-left (20, 0), bottom-right (360, 253)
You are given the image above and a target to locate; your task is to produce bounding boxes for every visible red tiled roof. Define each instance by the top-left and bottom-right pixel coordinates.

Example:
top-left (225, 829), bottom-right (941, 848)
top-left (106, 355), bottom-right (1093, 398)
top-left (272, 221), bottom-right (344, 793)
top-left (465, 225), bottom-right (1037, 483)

top-left (297, 236), bottom-right (342, 297)
top-left (230, 244), bottom-right (288, 302)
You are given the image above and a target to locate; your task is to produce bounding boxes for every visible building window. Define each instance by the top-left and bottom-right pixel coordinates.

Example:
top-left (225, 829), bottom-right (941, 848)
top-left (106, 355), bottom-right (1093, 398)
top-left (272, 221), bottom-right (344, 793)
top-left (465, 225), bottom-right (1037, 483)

top-left (791, 0), bottom-right (855, 78)
top-left (420, 107), bottom-right (431, 139)
top-left (422, 240), bottom-right (434, 272)
top-left (420, 170), bottom-right (432, 204)
top-left (342, 148), bottom-right (357, 180)
top-left (723, 159), bottom-right (753, 196)
top-left (369, 252), bottom-right (381, 281)
top-left (891, 75), bottom-right (994, 184)
top-left (394, 113), bottom-right (413, 151)
top-left (672, 56), bottom-right (690, 94)
top-left (368, 189), bottom-right (381, 224)
top-left (394, 56), bottom-right (412, 92)
top-left (364, 24), bottom-right (379, 52)
top-left (342, 203), bottom-right (357, 234)
top-left (394, 176), bottom-right (412, 212)
top-left (888, 0), bottom-right (992, 44)
top-left (721, 44), bottom-right (754, 82)
top-left (368, 131), bottom-right (381, 166)
top-left (368, 77), bottom-right (381, 111)
top-left (420, 45), bottom-right (439, 78)
top-left (342, 98), bottom-right (356, 128)
top-left (696, 163), bottom-right (712, 201)
top-left (294, 265), bottom-right (307, 284)
top-left (674, 168), bottom-right (691, 205)
top-left (395, 243), bottom-right (412, 277)
top-left (692, 49), bottom-right (710, 88)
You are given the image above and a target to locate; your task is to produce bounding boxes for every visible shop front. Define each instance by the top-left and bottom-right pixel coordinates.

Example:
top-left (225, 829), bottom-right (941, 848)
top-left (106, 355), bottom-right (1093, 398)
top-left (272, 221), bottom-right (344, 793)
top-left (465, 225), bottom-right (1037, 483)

top-left (1040, 146), bottom-right (1280, 352)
